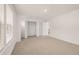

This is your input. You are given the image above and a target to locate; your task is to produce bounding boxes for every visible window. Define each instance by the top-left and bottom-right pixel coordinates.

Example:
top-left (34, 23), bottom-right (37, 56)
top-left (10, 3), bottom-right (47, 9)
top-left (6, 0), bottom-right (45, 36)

top-left (0, 4), bottom-right (5, 50)
top-left (0, 4), bottom-right (14, 50)
top-left (6, 5), bottom-right (13, 43)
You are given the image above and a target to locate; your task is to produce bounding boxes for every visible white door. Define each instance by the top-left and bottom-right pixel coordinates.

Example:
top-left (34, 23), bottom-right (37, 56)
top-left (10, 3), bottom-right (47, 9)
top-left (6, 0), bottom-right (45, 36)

top-left (28, 22), bottom-right (36, 36)
top-left (42, 22), bottom-right (49, 36)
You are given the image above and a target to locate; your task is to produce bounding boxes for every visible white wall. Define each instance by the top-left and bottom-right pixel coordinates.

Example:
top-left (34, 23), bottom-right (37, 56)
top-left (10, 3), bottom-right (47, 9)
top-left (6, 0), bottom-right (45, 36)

top-left (36, 21), bottom-right (40, 37)
top-left (49, 9), bottom-right (79, 45)
top-left (21, 20), bottom-right (26, 38)
top-left (13, 15), bottom-right (50, 42)
top-left (17, 16), bottom-right (27, 39)
top-left (39, 22), bottom-right (42, 36)
top-left (15, 15), bottom-right (22, 42)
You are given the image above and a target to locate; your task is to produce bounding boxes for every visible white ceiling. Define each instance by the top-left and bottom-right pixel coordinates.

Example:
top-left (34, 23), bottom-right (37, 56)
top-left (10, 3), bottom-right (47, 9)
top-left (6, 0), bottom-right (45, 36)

top-left (14, 4), bottom-right (79, 20)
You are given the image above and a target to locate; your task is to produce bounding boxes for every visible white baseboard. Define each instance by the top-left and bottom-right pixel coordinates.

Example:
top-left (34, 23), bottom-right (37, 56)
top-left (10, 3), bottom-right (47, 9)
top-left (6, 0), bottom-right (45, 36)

top-left (49, 35), bottom-right (79, 46)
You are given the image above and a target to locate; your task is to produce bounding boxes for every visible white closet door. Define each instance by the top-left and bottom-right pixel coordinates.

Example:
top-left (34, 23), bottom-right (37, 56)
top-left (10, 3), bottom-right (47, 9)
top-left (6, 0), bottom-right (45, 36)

top-left (42, 22), bottom-right (49, 36)
top-left (28, 22), bottom-right (36, 36)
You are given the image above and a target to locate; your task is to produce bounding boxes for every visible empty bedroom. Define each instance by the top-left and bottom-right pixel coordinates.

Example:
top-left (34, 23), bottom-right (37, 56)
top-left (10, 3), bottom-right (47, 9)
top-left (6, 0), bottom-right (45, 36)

top-left (0, 4), bottom-right (79, 55)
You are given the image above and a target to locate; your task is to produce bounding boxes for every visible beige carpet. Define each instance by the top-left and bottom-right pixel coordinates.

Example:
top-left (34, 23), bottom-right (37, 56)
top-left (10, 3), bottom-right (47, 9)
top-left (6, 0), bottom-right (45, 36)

top-left (12, 36), bottom-right (79, 55)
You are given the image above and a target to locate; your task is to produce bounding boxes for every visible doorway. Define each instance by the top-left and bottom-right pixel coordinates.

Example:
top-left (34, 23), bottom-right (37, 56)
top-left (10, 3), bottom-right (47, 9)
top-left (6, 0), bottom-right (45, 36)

top-left (27, 21), bottom-right (36, 37)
